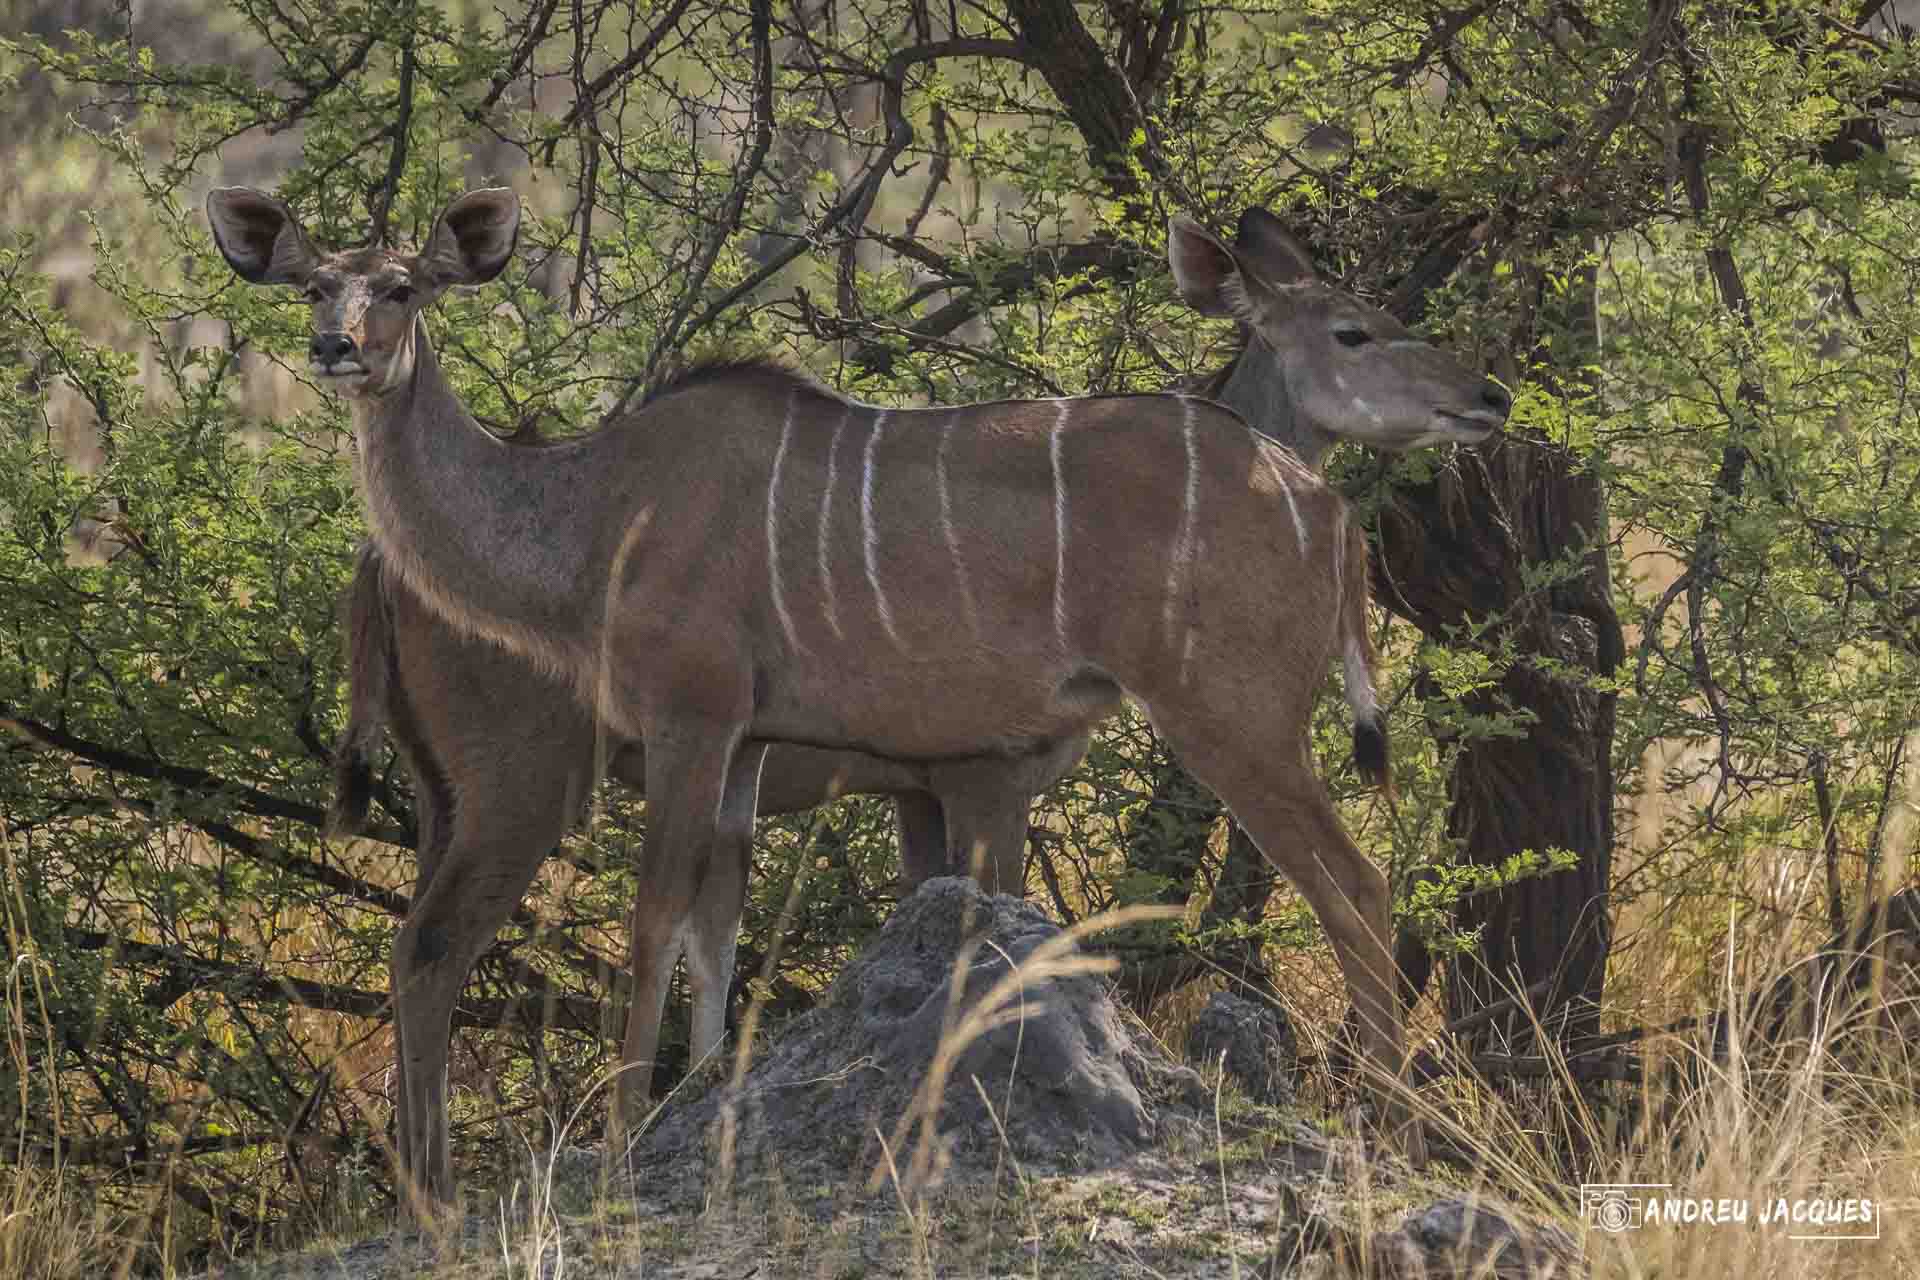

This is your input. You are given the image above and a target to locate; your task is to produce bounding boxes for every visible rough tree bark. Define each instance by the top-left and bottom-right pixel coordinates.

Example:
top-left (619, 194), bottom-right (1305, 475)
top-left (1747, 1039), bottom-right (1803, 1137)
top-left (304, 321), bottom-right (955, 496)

top-left (1376, 440), bottom-right (1622, 1045)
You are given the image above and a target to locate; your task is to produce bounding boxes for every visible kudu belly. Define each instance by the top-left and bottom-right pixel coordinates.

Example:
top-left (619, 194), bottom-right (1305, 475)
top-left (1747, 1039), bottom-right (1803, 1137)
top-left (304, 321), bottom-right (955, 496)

top-left (749, 655), bottom-right (1123, 763)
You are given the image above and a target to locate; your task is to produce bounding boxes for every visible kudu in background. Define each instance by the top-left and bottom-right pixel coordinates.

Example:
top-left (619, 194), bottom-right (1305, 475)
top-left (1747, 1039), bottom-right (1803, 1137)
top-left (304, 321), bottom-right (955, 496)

top-left (209, 186), bottom-right (1506, 1210)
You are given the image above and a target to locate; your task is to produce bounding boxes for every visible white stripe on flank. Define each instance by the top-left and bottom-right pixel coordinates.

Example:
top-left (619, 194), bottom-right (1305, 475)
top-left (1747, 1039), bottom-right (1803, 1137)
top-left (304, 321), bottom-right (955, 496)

top-left (1051, 401), bottom-right (1072, 649)
top-left (1255, 433), bottom-right (1309, 555)
top-left (765, 391), bottom-right (805, 654)
top-left (862, 410), bottom-right (906, 650)
top-left (598, 506), bottom-right (655, 735)
top-left (937, 411), bottom-right (980, 637)
top-left (818, 407), bottom-right (849, 640)
top-left (1165, 397), bottom-right (1200, 661)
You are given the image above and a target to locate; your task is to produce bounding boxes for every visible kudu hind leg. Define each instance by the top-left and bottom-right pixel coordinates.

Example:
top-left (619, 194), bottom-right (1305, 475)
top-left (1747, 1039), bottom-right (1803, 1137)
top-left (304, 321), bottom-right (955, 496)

top-left (1152, 713), bottom-right (1412, 1141)
top-left (681, 742), bottom-right (766, 1078)
top-left (614, 714), bottom-right (750, 1139)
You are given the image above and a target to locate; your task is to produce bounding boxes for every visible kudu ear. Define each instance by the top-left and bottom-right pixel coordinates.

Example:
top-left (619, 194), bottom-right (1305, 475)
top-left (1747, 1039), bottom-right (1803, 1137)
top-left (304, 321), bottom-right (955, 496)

top-left (1168, 215), bottom-right (1274, 324)
top-left (1233, 208), bottom-right (1318, 287)
top-left (205, 187), bottom-right (321, 286)
top-left (423, 189), bottom-right (521, 287)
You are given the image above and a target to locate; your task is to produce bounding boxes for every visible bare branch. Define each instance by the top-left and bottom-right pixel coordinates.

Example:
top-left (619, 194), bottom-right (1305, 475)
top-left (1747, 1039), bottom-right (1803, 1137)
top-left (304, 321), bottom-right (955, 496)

top-left (553, 0), bottom-right (700, 136)
top-left (0, 710), bottom-right (400, 841)
top-left (636, 0), bottom-right (777, 385)
top-left (479, 0), bottom-right (563, 112)
top-left (57, 926), bottom-right (604, 1031)
top-left (368, 33), bottom-right (416, 247)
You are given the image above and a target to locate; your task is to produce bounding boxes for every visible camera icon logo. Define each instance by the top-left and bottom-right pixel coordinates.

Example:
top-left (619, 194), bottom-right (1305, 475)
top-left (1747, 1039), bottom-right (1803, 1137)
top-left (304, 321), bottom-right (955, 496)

top-left (1582, 1185), bottom-right (1647, 1233)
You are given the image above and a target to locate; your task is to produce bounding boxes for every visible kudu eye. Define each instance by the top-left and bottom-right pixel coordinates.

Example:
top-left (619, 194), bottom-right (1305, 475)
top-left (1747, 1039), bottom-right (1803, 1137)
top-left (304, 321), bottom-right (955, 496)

top-left (303, 284), bottom-right (324, 303)
top-left (1333, 326), bottom-right (1373, 348)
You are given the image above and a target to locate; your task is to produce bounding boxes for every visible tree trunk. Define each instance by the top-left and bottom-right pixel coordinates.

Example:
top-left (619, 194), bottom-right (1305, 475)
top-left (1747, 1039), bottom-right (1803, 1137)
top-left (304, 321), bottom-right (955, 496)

top-left (1376, 441), bottom-right (1622, 1045)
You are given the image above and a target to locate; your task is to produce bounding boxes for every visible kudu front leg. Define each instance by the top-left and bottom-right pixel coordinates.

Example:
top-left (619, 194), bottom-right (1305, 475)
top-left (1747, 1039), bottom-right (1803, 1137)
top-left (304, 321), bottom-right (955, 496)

top-left (612, 715), bottom-right (751, 1145)
top-left (933, 776), bottom-right (1032, 897)
top-left (388, 763), bottom-right (451, 1206)
top-left (926, 737), bottom-right (1085, 897)
top-left (1155, 722), bottom-right (1420, 1162)
top-left (391, 777), bottom-right (573, 1215)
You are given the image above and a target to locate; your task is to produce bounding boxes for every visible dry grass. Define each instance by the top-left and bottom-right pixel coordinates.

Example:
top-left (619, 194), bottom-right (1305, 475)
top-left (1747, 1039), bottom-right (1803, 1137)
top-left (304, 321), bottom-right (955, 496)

top-left (2, 823), bottom-right (145, 1279)
top-left (8, 831), bottom-right (1917, 1280)
top-left (5, 730), bottom-right (1915, 1280)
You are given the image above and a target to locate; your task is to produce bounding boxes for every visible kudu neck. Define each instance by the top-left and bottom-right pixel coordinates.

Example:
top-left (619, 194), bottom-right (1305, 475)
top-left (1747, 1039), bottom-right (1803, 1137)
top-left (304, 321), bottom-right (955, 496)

top-left (1213, 341), bottom-right (1337, 471)
top-left (350, 316), bottom-right (594, 646)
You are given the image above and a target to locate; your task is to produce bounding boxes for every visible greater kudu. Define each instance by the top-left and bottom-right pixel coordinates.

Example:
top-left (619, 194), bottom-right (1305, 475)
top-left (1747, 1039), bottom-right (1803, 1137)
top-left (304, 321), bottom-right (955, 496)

top-left (209, 187), bottom-right (1507, 1209)
top-left (329, 207), bottom-right (1491, 896)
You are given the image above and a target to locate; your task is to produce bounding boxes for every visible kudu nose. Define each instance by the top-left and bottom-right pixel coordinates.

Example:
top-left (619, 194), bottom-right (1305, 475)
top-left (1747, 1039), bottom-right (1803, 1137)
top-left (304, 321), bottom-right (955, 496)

top-left (1479, 380), bottom-right (1512, 419)
top-left (311, 331), bottom-right (357, 365)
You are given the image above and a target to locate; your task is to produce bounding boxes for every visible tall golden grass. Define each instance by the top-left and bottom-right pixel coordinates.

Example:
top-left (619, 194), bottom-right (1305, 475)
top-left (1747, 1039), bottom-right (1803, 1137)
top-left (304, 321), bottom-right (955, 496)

top-left (6, 797), bottom-right (1919, 1279)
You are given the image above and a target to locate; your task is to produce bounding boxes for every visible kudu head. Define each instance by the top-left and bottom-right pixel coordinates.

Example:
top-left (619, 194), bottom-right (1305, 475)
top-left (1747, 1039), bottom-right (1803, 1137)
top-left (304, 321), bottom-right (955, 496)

top-left (206, 187), bottom-right (522, 399)
top-left (1169, 209), bottom-right (1509, 455)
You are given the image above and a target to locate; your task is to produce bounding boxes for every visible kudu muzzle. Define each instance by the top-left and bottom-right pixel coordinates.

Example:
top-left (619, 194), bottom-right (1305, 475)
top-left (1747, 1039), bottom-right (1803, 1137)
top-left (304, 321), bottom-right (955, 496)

top-left (310, 330), bottom-right (365, 376)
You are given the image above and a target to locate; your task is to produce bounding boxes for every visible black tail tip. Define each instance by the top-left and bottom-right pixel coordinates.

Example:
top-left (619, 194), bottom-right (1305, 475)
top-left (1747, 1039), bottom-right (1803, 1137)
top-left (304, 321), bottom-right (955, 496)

top-left (326, 752), bottom-right (375, 837)
top-left (1353, 717), bottom-right (1392, 794)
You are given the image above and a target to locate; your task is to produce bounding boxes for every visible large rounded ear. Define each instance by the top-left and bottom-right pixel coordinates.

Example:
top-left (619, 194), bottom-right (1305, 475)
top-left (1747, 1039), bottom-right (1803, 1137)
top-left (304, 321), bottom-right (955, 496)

top-left (423, 189), bottom-right (521, 286)
top-left (205, 188), bottom-right (321, 285)
top-left (1168, 215), bottom-right (1273, 323)
top-left (1233, 208), bottom-right (1317, 287)
top-left (1167, 217), bottom-right (1241, 317)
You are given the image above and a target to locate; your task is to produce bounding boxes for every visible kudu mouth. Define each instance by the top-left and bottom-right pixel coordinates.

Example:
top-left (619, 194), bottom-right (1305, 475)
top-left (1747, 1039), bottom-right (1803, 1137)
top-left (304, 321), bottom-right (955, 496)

top-left (1432, 407), bottom-right (1506, 442)
top-left (1431, 377), bottom-right (1510, 444)
top-left (310, 363), bottom-right (374, 395)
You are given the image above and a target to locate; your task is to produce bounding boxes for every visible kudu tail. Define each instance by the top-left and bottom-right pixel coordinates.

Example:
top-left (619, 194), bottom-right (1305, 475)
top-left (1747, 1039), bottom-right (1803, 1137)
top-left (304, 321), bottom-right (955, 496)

top-left (1339, 515), bottom-right (1392, 796)
top-left (327, 542), bottom-right (391, 837)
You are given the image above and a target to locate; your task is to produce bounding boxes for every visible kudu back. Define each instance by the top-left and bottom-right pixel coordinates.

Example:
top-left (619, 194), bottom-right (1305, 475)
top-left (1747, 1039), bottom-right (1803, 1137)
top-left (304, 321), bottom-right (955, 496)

top-left (210, 186), bottom-right (1505, 1211)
